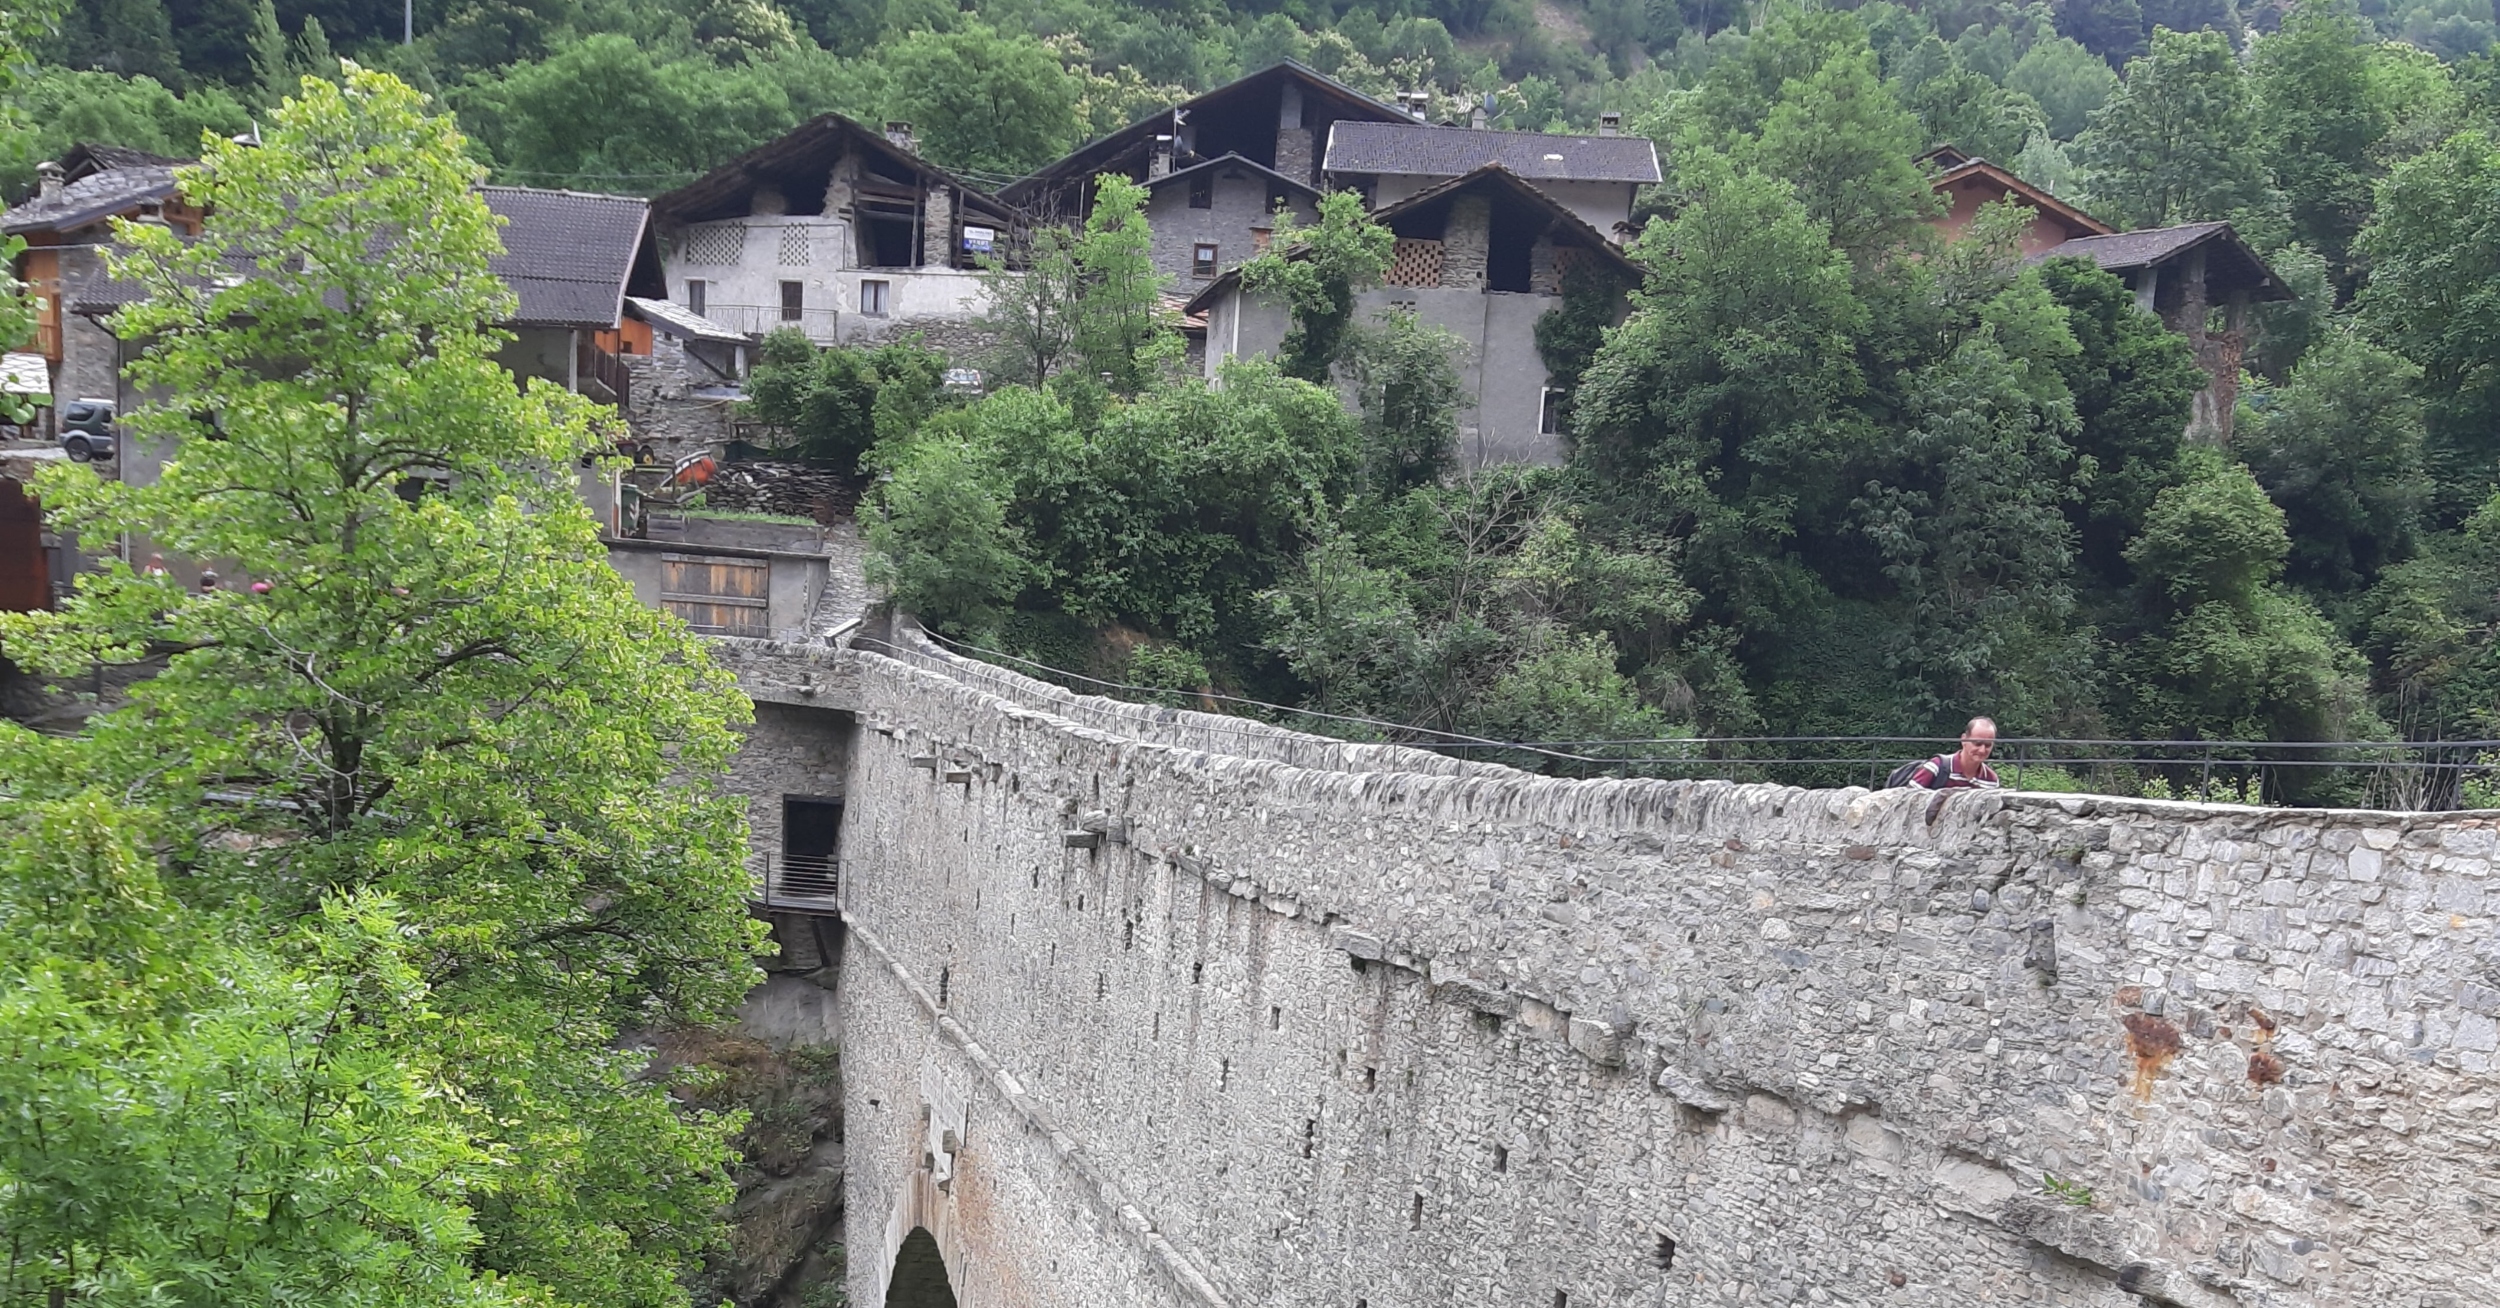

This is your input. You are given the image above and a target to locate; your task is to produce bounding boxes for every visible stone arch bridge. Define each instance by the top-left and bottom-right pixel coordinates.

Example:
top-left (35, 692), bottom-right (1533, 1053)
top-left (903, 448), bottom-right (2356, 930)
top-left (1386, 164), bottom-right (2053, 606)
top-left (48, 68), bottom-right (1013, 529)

top-left (705, 627), bottom-right (2496, 1308)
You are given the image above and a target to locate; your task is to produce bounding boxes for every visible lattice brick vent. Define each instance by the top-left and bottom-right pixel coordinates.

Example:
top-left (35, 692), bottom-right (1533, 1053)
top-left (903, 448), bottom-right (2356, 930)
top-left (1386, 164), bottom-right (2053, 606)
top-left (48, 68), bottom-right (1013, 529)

top-left (778, 227), bottom-right (812, 267)
top-left (1386, 238), bottom-right (1443, 288)
top-left (1550, 245), bottom-right (1586, 278)
top-left (678, 223), bottom-right (746, 266)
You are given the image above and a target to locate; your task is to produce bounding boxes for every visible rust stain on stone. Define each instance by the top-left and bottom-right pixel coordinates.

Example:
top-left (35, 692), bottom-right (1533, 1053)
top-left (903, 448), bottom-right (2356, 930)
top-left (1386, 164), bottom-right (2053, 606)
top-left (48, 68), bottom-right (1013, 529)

top-left (2113, 984), bottom-right (2143, 1009)
top-left (2248, 1005), bottom-right (2277, 1036)
top-left (2121, 1013), bottom-right (2182, 1099)
top-left (1724, 838), bottom-right (1745, 852)
top-left (2248, 1049), bottom-right (2285, 1087)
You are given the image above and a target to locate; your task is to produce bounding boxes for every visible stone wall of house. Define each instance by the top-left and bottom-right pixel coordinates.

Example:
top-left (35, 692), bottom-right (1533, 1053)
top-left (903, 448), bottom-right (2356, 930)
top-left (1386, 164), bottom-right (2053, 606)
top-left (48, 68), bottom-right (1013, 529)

top-left (1439, 194), bottom-right (1491, 290)
top-left (813, 628), bottom-right (2498, 1308)
top-left (623, 334), bottom-right (739, 456)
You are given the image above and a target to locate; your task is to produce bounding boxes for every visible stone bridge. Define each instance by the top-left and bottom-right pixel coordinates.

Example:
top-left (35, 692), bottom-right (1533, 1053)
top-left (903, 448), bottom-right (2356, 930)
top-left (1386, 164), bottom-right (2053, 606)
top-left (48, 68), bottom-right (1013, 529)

top-left (713, 627), bottom-right (2495, 1308)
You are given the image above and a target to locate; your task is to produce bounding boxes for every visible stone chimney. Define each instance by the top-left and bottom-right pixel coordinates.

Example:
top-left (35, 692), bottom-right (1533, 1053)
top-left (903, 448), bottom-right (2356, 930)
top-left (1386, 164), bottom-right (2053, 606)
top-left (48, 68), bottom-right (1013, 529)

top-left (35, 161), bottom-right (62, 203)
top-left (1403, 91), bottom-right (1431, 122)
top-left (1469, 98), bottom-right (1490, 131)
top-left (1274, 84), bottom-right (1315, 186)
top-left (1599, 111), bottom-right (1623, 137)
top-left (1149, 135), bottom-right (1175, 179)
top-left (883, 121), bottom-right (917, 153)
top-left (921, 185), bottom-right (955, 268)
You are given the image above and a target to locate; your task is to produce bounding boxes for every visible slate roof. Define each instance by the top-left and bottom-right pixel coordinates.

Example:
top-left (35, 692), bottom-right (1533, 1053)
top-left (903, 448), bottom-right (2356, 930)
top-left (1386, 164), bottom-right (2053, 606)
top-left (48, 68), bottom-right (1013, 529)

top-left (2, 162), bottom-right (182, 236)
top-left (1144, 152), bottom-right (1321, 200)
top-left (1324, 121), bottom-right (1662, 185)
top-left (2036, 221), bottom-right (2294, 301)
top-left (626, 295), bottom-right (747, 343)
top-left (62, 144), bottom-right (188, 179)
top-left (482, 187), bottom-right (650, 328)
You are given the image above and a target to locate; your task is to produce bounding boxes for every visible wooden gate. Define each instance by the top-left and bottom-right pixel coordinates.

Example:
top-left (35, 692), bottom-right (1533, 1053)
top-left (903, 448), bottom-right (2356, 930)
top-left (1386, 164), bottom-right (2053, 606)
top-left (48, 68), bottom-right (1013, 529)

top-left (0, 477), bottom-right (49, 613)
top-left (660, 552), bottom-right (769, 636)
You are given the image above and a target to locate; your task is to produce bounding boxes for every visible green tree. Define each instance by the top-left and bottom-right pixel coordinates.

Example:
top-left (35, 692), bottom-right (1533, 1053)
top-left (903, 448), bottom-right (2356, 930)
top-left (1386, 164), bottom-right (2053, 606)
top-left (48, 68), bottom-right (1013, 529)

top-left (883, 22), bottom-right (1082, 176)
top-left (2080, 27), bottom-right (2274, 230)
top-left (1747, 43), bottom-right (1939, 260)
top-left (2356, 128), bottom-right (2500, 516)
top-left (742, 328), bottom-right (948, 471)
top-left (2235, 325), bottom-right (2430, 592)
top-left (1343, 307), bottom-right (1469, 494)
top-left (1065, 173), bottom-right (1176, 395)
top-left (2034, 255), bottom-right (2205, 585)
top-left (0, 794), bottom-right (532, 1308)
top-left (0, 68), bottom-right (760, 1306)
top-left (2007, 34), bottom-right (2120, 140)
top-left (2250, 0), bottom-right (2394, 289)
top-left (865, 435), bottom-right (1029, 633)
top-left (1239, 187), bottom-right (1394, 384)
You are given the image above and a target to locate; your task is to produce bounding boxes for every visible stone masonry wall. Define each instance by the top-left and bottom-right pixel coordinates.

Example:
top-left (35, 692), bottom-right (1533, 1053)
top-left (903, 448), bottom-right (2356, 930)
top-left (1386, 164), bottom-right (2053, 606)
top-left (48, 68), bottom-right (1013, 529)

top-left (822, 634), bottom-right (2499, 1308)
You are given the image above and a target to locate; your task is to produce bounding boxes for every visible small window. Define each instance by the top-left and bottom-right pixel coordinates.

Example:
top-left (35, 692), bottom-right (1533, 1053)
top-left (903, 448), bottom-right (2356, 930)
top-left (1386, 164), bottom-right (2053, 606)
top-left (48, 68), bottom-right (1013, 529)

top-left (1192, 243), bottom-right (1219, 278)
top-left (1188, 173), bottom-right (1213, 208)
top-left (683, 279), bottom-right (706, 318)
top-left (779, 280), bottom-right (804, 322)
top-left (1540, 387), bottom-right (1566, 435)
top-left (860, 278), bottom-right (890, 317)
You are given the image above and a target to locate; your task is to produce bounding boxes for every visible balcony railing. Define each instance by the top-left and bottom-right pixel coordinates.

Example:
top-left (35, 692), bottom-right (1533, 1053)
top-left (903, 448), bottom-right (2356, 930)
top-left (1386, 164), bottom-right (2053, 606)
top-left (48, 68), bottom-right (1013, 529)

top-left (577, 337), bottom-right (630, 407)
top-left (696, 303), bottom-right (842, 340)
top-left (751, 844), bottom-right (840, 913)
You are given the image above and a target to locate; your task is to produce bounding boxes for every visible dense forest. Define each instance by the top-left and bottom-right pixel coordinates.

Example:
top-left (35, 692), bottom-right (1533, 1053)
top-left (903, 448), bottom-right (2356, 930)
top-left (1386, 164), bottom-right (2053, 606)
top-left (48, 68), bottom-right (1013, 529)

top-left (16, 0), bottom-right (2500, 799)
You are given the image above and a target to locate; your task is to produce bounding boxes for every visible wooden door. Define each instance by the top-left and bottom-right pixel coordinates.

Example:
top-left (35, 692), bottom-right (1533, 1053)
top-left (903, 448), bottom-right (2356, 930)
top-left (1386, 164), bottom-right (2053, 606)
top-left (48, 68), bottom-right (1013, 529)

top-left (0, 478), bottom-right (48, 613)
top-left (660, 552), bottom-right (769, 636)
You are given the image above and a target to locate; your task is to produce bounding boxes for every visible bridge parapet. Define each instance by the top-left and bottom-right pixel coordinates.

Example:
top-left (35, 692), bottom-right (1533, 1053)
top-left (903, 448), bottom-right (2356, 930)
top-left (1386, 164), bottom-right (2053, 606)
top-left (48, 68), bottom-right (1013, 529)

top-left (837, 629), bottom-right (2497, 1308)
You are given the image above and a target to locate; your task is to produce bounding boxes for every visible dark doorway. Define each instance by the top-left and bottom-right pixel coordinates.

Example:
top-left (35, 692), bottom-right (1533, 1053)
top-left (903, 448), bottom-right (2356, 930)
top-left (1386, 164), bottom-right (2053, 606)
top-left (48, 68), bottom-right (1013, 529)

top-left (885, 1227), bottom-right (957, 1307)
top-left (0, 477), bottom-right (48, 612)
top-left (779, 796), bottom-right (842, 902)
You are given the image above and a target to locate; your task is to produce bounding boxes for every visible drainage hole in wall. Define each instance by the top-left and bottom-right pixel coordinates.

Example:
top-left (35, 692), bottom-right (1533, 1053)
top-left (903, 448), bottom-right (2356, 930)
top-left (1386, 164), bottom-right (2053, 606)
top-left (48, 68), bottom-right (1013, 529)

top-left (1077, 893), bottom-right (1085, 911)
top-left (1095, 973), bottom-right (1106, 1000)
top-left (1349, 955), bottom-right (1368, 974)
top-left (937, 967), bottom-right (949, 1007)
top-left (1219, 1058), bottom-right (1231, 1091)
top-left (1553, 1292), bottom-right (1569, 1308)
top-left (1493, 1144), bottom-right (1508, 1173)
top-left (1303, 1119), bottom-right (1316, 1158)
top-left (1123, 920), bottom-right (1133, 950)
top-left (1655, 1234), bottom-right (1677, 1269)
top-left (1192, 961), bottom-right (1204, 984)
top-left (1363, 1067), bottom-right (1377, 1091)
top-left (1271, 1005), bottom-right (1282, 1030)
top-left (1409, 1193), bottom-right (1423, 1230)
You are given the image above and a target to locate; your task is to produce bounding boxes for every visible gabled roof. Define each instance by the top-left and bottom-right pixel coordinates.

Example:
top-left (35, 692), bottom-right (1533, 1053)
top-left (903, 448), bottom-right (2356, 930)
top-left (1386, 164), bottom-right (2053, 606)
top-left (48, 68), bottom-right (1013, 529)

top-left (1004, 61), bottom-right (1411, 204)
top-left (649, 112), bottom-right (1016, 228)
top-left (1929, 156), bottom-right (2112, 240)
top-left (61, 143), bottom-right (188, 182)
top-left (2036, 220), bottom-right (2294, 301)
top-left (482, 187), bottom-right (650, 329)
top-left (626, 295), bottom-right (746, 343)
top-left (1324, 121), bottom-right (1662, 185)
top-left (1181, 163), bottom-right (1640, 315)
top-left (1145, 152), bottom-right (1321, 200)
top-left (2, 158), bottom-right (182, 236)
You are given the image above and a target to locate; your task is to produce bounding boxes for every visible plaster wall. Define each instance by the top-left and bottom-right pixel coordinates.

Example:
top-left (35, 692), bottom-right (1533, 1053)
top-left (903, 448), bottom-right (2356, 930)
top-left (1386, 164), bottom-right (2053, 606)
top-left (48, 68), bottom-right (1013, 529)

top-left (602, 539), bottom-right (826, 640)
top-left (819, 631), bottom-right (2499, 1308)
top-left (1206, 284), bottom-right (1571, 466)
top-left (662, 216), bottom-right (993, 345)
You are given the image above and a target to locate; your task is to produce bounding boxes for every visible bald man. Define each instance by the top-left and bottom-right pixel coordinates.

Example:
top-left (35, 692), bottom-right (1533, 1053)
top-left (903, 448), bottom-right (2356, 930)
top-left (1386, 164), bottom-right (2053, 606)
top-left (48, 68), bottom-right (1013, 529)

top-left (1910, 717), bottom-right (2001, 790)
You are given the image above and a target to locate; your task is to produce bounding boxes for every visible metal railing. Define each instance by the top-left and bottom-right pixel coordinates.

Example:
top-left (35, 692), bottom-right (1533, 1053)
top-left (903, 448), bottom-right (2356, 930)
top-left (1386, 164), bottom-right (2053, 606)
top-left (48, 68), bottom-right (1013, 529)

top-left (754, 845), bottom-right (841, 912)
top-left (696, 303), bottom-right (841, 339)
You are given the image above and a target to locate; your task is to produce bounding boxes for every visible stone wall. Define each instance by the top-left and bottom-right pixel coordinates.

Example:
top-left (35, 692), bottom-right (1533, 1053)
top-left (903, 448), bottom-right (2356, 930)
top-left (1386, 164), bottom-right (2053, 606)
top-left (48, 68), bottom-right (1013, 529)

top-left (823, 633), bottom-right (2499, 1308)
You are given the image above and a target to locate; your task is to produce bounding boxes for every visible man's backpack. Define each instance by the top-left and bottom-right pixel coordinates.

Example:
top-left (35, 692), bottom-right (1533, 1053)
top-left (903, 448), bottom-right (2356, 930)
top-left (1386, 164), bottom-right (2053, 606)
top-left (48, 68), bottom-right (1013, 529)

top-left (1883, 754), bottom-right (1947, 789)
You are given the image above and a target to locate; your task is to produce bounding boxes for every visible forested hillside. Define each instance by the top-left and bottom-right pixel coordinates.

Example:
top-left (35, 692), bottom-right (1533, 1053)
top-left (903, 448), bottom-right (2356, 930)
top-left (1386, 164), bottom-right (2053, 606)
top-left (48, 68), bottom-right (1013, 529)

top-left (13, 0), bottom-right (2497, 194)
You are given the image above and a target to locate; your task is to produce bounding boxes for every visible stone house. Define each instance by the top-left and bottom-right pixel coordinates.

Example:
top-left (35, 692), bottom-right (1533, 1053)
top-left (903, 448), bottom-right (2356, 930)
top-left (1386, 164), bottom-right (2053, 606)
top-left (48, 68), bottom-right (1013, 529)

top-left (1320, 118), bottom-right (1659, 243)
top-left (2, 144), bottom-right (201, 417)
top-left (616, 294), bottom-right (754, 460)
top-left (1005, 61), bottom-right (1414, 286)
top-left (1923, 146), bottom-right (2293, 439)
top-left (1186, 164), bottom-right (1640, 467)
top-left (647, 114), bottom-right (1023, 352)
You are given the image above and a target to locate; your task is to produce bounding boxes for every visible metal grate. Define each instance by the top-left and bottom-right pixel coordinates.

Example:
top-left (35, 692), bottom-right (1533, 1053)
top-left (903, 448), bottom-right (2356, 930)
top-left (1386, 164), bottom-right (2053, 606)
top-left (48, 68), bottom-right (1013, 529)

top-left (776, 852), bottom-right (840, 901)
top-left (678, 223), bottom-right (747, 266)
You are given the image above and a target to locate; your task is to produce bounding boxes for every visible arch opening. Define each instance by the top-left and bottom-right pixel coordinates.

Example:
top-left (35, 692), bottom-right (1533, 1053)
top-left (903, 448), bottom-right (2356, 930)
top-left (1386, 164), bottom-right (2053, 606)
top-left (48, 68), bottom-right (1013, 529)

top-left (885, 1226), bottom-right (958, 1307)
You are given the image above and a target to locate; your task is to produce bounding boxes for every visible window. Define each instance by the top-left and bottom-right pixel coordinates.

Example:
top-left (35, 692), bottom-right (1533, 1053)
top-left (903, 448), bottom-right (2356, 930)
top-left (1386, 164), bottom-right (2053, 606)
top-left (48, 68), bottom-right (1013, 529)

top-left (1540, 387), bottom-right (1567, 435)
top-left (1192, 243), bottom-right (1219, 278)
top-left (860, 278), bottom-right (890, 317)
top-left (683, 279), bottom-right (706, 318)
top-left (1188, 173), bottom-right (1213, 208)
top-left (779, 280), bottom-right (804, 322)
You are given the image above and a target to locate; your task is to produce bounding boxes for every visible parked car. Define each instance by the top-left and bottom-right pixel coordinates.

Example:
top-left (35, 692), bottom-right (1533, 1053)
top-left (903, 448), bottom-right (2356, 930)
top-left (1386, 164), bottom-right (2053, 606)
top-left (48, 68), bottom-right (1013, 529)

top-left (58, 398), bottom-right (114, 462)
